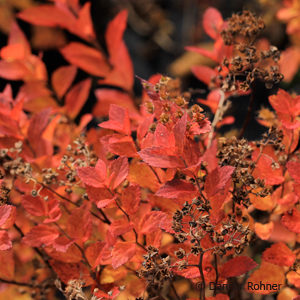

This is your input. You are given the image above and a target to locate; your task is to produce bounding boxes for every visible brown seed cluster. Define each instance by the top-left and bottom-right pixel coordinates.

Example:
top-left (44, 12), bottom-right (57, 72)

top-left (213, 10), bottom-right (283, 91)
top-left (143, 76), bottom-right (207, 132)
top-left (172, 198), bottom-right (251, 263)
top-left (217, 136), bottom-right (270, 207)
top-left (138, 246), bottom-right (173, 295)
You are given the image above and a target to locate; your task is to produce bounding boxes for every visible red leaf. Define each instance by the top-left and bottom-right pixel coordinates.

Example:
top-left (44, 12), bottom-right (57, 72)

top-left (107, 218), bottom-right (134, 246)
top-left (53, 236), bottom-right (74, 253)
top-left (22, 224), bottom-right (59, 247)
top-left (100, 41), bottom-right (134, 91)
top-left (220, 256), bottom-right (257, 278)
top-left (50, 260), bottom-right (93, 285)
top-left (0, 60), bottom-right (27, 80)
top-left (269, 89), bottom-right (300, 117)
top-left (139, 211), bottom-right (167, 234)
top-left (137, 115), bottom-right (154, 143)
top-left (191, 65), bottom-right (217, 85)
top-left (111, 241), bottom-right (136, 269)
top-left (1, 22), bottom-right (30, 60)
top-left (185, 46), bottom-right (218, 62)
top-left (51, 65), bottom-right (77, 98)
top-left (287, 161), bottom-right (300, 183)
top-left (281, 209), bottom-right (300, 233)
top-left (138, 76), bottom-right (160, 100)
top-left (156, 179), bottom-right (196, 199)
top-left (106, 10), bottom-right (128, 58)
top-left (60, 42), bottom-right (110, 77)
top-left (108, 135), bottom-right (137, 157)
top-left (93, 89), bottom-right (138, 119)
top-left (204, 166), bottom-right (235, 198)
top-left (77, 159), bottom-right (107, 188)
top-left (85, 186), bottom-right (115, 208)
top-left (0, 205), bottom-right (16, 229)
top-left (99, 104), bottom-right (131, 135)
top-left (65, 78), bottom-right (91, 119)
top-left (85, 241), bottom-right (106, 268)
top-left (21, 195), bottom-right (47, 217)
top-left (0, 249), bottom-right (14, 280)
top-left (122, 184), bottom-right (141, 215)
top-left (66, 206), bottom-right (92, 242)
top-left (138, 147), bottom-right (185, 168)
top-left (74, 2), bottom-right (95, 40)
top-left (44, 199), bottom-right (62, 223)
top-left (0, 230), bottom-right (12, 250)
top-left (253, 154), bottom-right (284, 185)
top-left (103, 10), bottom-right (134, 91)
top-left (18, 5), bottom-right (76, 29)
top-left (108, 156), bottom-right (129, 190)
top-left (203, 7), bottom-right (223, 40)
top-left (27, 108), bottom-right (51, 156)
top-left (154, 123), bottom-right (175, 148)
top-left (262, 242), bottom-right (296, 266)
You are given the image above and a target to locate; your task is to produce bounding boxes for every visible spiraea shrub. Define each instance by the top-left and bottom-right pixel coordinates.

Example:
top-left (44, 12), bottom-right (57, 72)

top-left (0, 1), bottom-right (299, 300)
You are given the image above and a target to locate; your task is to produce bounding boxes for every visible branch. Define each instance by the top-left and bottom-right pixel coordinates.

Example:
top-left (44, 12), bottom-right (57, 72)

top-left (207, 89), bottom-right (227, 148)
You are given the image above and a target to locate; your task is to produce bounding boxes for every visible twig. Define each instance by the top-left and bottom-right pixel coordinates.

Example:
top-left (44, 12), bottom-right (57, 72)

top-left (238, 89), bottom-right (255, 139)
top-left (207, 90), bottom-right (227, 148)
top-left (198, 252), bottom-right (206, 300)
top-left (213, 254), bottom-right (218, 296)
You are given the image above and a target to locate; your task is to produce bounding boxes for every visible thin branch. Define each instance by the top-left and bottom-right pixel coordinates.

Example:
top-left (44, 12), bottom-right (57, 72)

top-left (213, 254), bottom-right (218, 297)
top-left (238, 89), bottom-right (255, 139)
top-left (207, 90), bottom-right (227, 148)
top-left (0, 278), bottom-right (43, 288)
top-left (198, 252), bottom-right (206, 300)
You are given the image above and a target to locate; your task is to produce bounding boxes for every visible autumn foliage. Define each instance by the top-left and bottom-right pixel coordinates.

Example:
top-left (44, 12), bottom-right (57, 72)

top-left (0, 1), bottom-right (299, 300)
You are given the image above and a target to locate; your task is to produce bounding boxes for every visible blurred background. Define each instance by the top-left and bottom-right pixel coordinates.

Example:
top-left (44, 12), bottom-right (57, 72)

top-left (0, 0), bottom-right (299, 139)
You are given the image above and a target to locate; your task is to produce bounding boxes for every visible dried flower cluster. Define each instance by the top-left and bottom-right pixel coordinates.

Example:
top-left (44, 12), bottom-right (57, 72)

top-left (213, 10), bottom-right (284, 91)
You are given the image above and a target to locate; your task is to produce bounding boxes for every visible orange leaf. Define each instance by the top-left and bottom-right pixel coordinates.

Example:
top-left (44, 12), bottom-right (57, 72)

top-left (281, 209), bottom-right (300, 233)
top-left (287, 271), bottom-right (300, 288)
top-left (0, 230), bottom-right (12, 250)
top-left (18, 5), bottom-right (76, 29)
top-left (245, 262), bottom-right (285, 295)
top-left (111, 241), bottom-right (136, 269)
top-left (60, 42), bottom-right (110, 77)
top-left (65, 78), bottom-right (91, 119)
top-left (85, 241), bottom-right (106, 269)
top-left (249, 189), bottom-right (275, 211)
top-left (254, 222), bottom-right (274, 240)
top-left (51, 65), bottom-right (77, 98)
top-left (105, 10), bottom-right (128, 59)
top-left (253, 154), bottom-right (284, 185)
top-left (262, 242), bottom-right (296, 267)
top-left (0, 249), bottom-right (14, 280)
